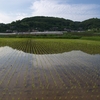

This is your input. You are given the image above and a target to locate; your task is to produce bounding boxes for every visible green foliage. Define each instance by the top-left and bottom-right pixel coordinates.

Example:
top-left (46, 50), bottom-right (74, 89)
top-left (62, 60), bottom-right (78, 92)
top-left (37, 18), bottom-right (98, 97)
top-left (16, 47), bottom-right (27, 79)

top-left (0, 34), bottom-right (82, 39)
top-left (0, 16), bottom-right (100, 32)
top-left (81, 36), bottom-right (100, 41)
top-left (81, 18), bottom-right (100, 30)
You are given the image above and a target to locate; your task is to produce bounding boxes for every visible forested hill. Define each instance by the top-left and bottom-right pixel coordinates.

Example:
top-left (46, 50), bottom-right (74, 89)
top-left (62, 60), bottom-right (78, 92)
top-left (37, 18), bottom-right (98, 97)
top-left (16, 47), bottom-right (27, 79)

top-left (0, 16), bottom-right (100, 32)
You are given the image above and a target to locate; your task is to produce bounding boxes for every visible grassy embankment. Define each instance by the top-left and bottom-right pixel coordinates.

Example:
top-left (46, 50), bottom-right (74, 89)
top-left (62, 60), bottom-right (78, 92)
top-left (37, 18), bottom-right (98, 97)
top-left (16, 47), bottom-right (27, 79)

top-left (0, 34), bottom-right (81, 39)
top-left (0, 31), bottom-right (100, 39)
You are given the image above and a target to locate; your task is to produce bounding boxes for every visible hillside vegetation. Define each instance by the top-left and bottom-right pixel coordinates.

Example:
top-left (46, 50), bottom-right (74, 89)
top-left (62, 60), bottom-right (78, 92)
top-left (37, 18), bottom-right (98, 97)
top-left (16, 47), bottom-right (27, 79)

top-left (0, 16), bottom-right (100, 33)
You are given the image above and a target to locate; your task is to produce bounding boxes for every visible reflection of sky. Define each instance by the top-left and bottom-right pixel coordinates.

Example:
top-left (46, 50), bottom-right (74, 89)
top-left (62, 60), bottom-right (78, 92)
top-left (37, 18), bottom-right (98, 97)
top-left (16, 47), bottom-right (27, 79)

top-left (0, 46), bottom-right (15, 57)
top-left (0, 46), bottom-right (100, 68)
top-left (0, 46), bottom-right (100, 69)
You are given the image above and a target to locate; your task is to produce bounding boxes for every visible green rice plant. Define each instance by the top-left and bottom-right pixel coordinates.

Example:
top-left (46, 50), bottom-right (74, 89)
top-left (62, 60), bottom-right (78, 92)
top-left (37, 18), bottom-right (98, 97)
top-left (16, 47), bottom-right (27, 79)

top-left (0, 38), bottom-right (100, 100)
top-left (20, 92), bottom-right (22, 95)
top-left (18, 98), bottom-right (20, 100)
top-left (12, 97), bottom-right (14, 100)
top-left (42, 97), bottom-right (44, 100)
top-left (75, 96), bottom-right (78, 99)
top-left (54, 96), bottom-right (56, 99)
top-left (97, 95), bottom-right (99, 98)
top-left (0, 38), bottom-right (100, 54)
top-left (2, 92), bottom-right (6, 95)
top-left (71, 96), bottom-right (73, 99)
top-left (9, 92), bottom-right (11, 95)
top-left (65, 96), bottom-right (67, 99)
top-left (35, 97), bottom-right (38, 100)
top-left (59, 97), bottom-right (61, 99)
top-left (14, 92), bottom-right (17, 95)
top-left (91, 95), bottom-right (93, 97)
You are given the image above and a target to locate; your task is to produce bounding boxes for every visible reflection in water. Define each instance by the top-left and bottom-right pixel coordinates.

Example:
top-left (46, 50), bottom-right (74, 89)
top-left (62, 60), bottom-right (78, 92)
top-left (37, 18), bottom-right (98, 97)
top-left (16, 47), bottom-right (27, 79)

top-left (0, 46), bottom-right (100, 100)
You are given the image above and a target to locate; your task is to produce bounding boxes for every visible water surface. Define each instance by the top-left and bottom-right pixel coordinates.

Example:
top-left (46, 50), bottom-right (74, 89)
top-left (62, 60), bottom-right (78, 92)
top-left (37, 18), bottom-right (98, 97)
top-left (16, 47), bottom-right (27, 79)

top-left (0, 46), bottom-right (100, 100)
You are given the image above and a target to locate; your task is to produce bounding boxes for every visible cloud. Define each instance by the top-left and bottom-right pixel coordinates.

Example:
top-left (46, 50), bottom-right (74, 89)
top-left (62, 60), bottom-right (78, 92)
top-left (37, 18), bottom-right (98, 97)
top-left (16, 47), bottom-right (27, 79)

top-left (31, 0), bottom-right (100, 21)
top-left (0, 0), bottom-right (100, 23)
top-left (0, 12), bottom-right (29, 23)
top-left (0, 0), bottom-right (34, 23)
top-left (0, 13), bottom-right (13, 23)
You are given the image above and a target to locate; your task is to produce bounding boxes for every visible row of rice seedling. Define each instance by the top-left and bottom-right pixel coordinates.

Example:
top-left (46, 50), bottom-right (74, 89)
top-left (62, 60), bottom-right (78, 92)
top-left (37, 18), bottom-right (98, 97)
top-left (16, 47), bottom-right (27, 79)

top-left (0, 38), bottom-right (100, 100)
top-left (30, 39), bottom-right (100, 99)
top-left (73, 57), bottom-right (100, 88)
top-left (13, 43), bottom-right (30, 91)
top-left (51, 55), bottom-right (81, 89)
top-left (0, 50), bottom-right (22, 99)
top-left (40, 58), bottom-right (58, 88)
top-left (33, 41), bottom-right (76, 99)
top-left (61, 52), bottom-right (100, 98)
top-left (0, 40), bottom-right (33, 99)
top-left (34, 44), bottom-right (44, 89)
top-left (82, 58), bottom-right (100, 79)
top-left (52, 53), bottom-right (99, 99)
top-left (32, 39), bottom-right (99, 98)
top-left (0, 50), bottom-right (18, 87)
top-left (38, 45), bottom-right (62, 88)
top-left (9, 40), bottom-right (35, 100)
top-left (0, 47), bottom-right (15, 66)
top-left (33, 42), bottom-right (58, 88)
top-left (0, 38), bottom-right (100, 54)
top-left (35, 45), bottom-right (48, 89)
top-left (32, 39), bottom-right (100, 54)
top-left (31, 41), bottom-right (50, 100)
top-left (65, 54), bottom-right (97, 84)
top-left (29, 40), bottom-right (65, 99)
top-left (0, 50), bottom-right (17, 99)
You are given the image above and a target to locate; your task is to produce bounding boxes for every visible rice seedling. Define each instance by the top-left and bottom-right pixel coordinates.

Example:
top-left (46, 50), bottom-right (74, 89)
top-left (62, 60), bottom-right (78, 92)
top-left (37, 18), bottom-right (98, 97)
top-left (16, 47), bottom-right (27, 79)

top-left (0, 38), bottom-right (100, 100)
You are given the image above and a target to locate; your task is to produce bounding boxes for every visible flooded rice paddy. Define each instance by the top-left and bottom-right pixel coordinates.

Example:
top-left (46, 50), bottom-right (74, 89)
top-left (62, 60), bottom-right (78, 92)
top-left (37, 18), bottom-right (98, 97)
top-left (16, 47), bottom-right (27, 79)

top-left (0, 45), bottom-right (100, 100)
top-left (0, 38), bottom-right (100, 100)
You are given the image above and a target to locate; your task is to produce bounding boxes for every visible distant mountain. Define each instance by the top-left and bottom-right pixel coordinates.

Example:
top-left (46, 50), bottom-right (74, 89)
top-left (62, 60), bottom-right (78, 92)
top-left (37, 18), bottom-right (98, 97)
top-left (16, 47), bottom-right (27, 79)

top-left (0, 16), bottom-right (100, 32)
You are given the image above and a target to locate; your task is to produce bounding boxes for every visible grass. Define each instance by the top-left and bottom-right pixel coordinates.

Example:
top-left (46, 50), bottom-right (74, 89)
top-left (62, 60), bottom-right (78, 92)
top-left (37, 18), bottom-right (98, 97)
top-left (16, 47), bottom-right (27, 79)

top-left (0, 38), bottom-right (100, 54)
top-left (0, 34), bottom-right (81, 39)
top-left (81, 36), bottom-right (100, 41)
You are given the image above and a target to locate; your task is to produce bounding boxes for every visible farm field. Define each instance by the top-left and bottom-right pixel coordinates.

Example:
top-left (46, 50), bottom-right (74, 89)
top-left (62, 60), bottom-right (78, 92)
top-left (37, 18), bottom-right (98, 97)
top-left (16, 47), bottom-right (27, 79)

top-left (0, 38), bottom-right (100, 100)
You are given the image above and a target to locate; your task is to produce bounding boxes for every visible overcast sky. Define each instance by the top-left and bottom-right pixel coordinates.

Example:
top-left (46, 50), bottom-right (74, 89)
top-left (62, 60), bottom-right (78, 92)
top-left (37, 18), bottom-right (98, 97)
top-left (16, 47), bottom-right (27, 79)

top-left (0, 0), bottom-right (100, 23)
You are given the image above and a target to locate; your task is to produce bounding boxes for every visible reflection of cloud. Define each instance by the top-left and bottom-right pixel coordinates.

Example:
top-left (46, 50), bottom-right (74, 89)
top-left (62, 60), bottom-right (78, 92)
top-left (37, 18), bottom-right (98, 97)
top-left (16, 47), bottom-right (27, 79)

top-left (0, 46), bottom-right (100, 69)
top-left (31, 0), bottom-right (100, 21)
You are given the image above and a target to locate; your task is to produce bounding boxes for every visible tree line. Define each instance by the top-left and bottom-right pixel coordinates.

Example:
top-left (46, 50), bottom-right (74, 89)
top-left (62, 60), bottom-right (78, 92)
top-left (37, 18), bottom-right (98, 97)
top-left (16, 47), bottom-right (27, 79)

top-left (0, 16), bottom-right (100, 33)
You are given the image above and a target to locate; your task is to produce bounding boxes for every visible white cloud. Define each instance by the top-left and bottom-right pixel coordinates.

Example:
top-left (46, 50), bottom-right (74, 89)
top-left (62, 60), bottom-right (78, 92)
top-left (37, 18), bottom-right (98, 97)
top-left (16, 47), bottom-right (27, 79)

top-left (0, 0), bottom-right (34, 5)
top-left (0, 13), bottom-right (13, 23)
top-left (15, 13), bottom-right (29, 21)
top-left (0, 0), bottom-right (99, 23)
top-left (0, 12), bottom-right (29, 23)
top-left (31, 0), bottom-right (100, 21)
top-left (0, 0), bottom-right (34, 23)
